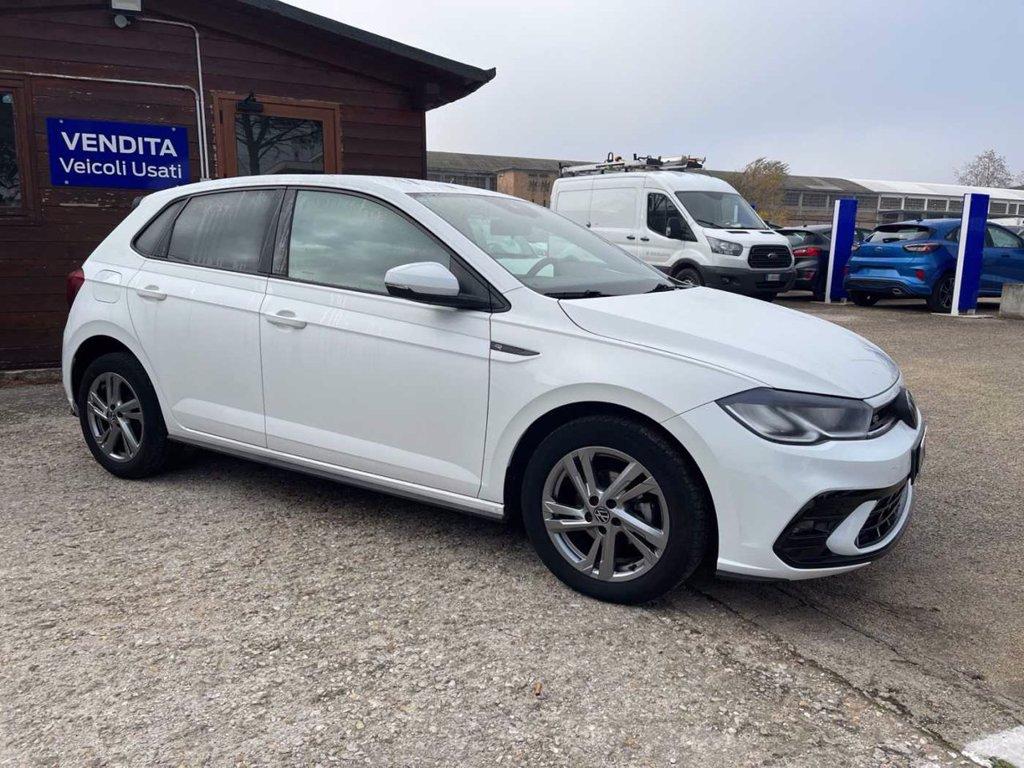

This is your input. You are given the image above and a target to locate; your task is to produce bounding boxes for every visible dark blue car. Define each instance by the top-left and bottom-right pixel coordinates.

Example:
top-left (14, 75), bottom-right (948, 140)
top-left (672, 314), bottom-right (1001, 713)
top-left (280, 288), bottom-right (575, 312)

top-left (844, 219), bottom-right (1024, 312)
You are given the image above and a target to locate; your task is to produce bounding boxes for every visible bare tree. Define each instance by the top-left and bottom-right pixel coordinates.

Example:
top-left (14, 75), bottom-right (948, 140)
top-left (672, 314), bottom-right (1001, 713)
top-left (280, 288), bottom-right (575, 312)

top-left (954, 149), bottom-right (1017, 188)
top-left (733, 158), bottom-right (790, 225)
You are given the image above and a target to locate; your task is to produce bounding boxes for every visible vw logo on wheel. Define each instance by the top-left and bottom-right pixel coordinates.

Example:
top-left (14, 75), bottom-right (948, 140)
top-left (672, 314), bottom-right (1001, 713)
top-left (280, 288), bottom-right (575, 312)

top-left (593, 507), bottom-right (611, 524)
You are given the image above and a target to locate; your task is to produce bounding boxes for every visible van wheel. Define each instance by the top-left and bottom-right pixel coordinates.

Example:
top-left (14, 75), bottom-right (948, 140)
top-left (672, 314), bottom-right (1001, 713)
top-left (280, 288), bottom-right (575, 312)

top-left (927, 274), bottom-right (954, 313)
top-left (521, 415), bottom-right (710, 604)
top-left (76, 352), bottom-right (171, 479)
top-left (849, 290), bottom-right (879, 307)
top-left (673, 266), bottom-right (704, 287)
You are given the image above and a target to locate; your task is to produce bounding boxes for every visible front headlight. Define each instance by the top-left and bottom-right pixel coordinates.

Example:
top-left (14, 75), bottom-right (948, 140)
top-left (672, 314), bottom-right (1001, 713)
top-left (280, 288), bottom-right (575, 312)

top-left (707, 236), bottom-right (744, 257)
top-left (718, 388), bottom-right (874, 444)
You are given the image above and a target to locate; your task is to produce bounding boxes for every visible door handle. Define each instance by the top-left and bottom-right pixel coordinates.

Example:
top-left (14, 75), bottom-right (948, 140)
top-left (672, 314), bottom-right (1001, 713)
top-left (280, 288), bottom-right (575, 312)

top-left (640, 236), bottom-right (650, 242)
top-left (135, 285), bottom-right (166, 301)
top-left (265, 310), bottom-right (306, 329)
top-left (626, 235), bottom-right (636, 240)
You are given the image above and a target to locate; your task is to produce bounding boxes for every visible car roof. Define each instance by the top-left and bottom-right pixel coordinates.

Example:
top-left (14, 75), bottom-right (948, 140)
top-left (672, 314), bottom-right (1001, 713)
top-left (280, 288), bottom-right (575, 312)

top-left (560, 171), bottom-right (736, 194)
top-left (136, 174), bottom-right (508, 210)
top-left (881, 218), bottom-right (958, 229)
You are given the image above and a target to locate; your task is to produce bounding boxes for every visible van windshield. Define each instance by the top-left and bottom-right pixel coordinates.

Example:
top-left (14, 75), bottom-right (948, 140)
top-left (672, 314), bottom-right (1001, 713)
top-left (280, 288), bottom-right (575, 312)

top-left (413, 193), bottom-right (677, 298)
top-left (675, 191), bottom-right (765, 229)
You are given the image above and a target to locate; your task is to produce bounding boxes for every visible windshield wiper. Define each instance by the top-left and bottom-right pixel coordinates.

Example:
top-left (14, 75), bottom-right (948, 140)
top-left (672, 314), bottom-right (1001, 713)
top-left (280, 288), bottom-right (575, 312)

top-left (646, 283), bottom-right (680, 293)
top-left (694, 218), bottom-right (722, 229)
top-left (546, 290), bottom-right (608, 299)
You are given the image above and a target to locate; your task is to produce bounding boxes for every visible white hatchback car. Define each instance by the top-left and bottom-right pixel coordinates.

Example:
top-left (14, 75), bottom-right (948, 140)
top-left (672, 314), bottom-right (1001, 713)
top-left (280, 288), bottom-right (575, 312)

top-left (63, 176), bottom-right (925, 604)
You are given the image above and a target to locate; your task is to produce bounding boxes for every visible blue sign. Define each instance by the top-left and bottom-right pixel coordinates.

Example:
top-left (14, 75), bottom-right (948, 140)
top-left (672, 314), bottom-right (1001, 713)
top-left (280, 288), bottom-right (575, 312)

top-left (952, 193), bottom-right (989, 315)
top-left (47, 117), bottom-right (189, 191)
top-left (826, 197), bottom-right (858, 302)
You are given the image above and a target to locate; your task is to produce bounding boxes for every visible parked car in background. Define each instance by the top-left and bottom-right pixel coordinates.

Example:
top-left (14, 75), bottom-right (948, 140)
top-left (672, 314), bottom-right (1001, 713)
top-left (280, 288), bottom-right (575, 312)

top-left (63, 175), bottom-right (924, 604)
top-left (552, 168), bottom-right (796, 300)
top-left (845, 219), bottom-right (1024, 311)
top-left (778, 225), bottom-right (870, 299)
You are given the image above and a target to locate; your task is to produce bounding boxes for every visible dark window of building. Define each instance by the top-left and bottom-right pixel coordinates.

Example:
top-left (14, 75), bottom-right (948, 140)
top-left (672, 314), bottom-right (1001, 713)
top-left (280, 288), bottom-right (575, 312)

top-left (134, 199), bottom-right (187, 256)
top-left (904, 197), bottom-right (925, 210)
top-left (236, 114), bottom-right (324, 175)
top-left (927, 198), bottom-right (947, 212)
top-left (1, 90), bottom-right (23, 210)
top-left (879, 196), bottom-right (902, 210)
top-left (288, 190), bottom-right (452, 294)
top-left (856, 195), bottom-right (879, 210)
top-left (948, 199), bottom-right (963, 212)
top-left (989, 201), bottom-right (1008, 215)
top-left (802, 193), bottom-right (827, 208)
top-left (783, 190), bottom-right (801, 206)
top-left (168, 189), bottom-right (281, 273)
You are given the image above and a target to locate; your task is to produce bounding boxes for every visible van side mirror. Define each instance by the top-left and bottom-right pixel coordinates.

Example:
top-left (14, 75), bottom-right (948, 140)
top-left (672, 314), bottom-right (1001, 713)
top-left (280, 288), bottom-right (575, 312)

top-left (666, 217), bottom-right (684, 240)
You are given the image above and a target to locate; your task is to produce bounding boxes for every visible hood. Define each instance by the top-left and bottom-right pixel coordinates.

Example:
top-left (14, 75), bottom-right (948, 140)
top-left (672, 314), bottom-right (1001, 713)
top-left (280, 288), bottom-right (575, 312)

top-left (703, 229), bottom-right (790, 246)
top-left (560, 288), bottom-right (899, 399)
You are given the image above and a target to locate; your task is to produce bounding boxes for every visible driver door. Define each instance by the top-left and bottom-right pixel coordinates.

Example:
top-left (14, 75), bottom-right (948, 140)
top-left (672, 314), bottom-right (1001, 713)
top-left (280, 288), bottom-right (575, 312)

top-left (259, 189), bottom-right (494, 496)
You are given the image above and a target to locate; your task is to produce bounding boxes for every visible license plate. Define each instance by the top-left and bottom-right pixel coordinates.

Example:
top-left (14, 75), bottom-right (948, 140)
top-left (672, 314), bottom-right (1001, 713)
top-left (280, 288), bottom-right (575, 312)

top-left (766, 273), bottom-right (781, 282)
top-left (911, 430), bottom-right (926, 481)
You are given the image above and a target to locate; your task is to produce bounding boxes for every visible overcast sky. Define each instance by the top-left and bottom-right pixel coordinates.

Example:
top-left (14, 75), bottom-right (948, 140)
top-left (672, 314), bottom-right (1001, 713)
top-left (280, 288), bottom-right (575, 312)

top-left (286, 0), bottom-right (1021, 182)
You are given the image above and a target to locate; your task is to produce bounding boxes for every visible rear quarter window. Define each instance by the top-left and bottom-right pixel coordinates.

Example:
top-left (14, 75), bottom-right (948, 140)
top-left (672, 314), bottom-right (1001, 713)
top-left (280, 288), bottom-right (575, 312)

top-left (133, 199), bottom-right (186, 256)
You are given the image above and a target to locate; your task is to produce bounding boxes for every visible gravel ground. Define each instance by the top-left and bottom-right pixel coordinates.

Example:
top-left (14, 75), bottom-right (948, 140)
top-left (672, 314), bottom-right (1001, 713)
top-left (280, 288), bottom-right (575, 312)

top-left (0, 297), bottom-right (1020, 766)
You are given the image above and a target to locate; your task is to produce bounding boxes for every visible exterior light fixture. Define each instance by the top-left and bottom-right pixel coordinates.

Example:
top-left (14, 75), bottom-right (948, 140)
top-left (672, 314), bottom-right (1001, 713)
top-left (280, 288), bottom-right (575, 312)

top-left (236, 91), bottom-right (264, 113)
top-left (111, 0), bottom-right (143, 11)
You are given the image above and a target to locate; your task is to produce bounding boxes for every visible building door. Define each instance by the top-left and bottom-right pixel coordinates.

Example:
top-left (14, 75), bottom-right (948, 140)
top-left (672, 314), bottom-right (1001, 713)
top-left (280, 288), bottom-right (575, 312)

top-left (215, 94), bottom-right (339, 177)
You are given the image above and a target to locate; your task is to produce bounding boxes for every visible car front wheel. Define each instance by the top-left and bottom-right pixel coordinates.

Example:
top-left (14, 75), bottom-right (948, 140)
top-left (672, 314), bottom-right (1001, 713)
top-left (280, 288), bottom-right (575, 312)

top-left (521, 415), bottom-right (711, 604)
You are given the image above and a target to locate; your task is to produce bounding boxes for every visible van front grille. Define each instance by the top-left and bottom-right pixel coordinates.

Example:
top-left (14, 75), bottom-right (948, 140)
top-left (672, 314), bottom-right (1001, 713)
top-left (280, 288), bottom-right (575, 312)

top-left (748, 245), bottom-right (793, 269)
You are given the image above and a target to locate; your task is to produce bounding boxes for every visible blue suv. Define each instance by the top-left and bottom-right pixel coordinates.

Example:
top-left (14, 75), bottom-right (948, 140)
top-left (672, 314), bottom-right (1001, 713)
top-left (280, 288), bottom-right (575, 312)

top-left (845, 219), bottom-right (1024, 312)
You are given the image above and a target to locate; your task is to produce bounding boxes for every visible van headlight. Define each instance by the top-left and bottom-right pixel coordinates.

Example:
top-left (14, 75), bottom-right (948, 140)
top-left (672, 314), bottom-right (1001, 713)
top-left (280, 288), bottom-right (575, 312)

top-left (718, 388), bottom-right (874, 444)
top-left (707, 237), bottom-right (744, 257)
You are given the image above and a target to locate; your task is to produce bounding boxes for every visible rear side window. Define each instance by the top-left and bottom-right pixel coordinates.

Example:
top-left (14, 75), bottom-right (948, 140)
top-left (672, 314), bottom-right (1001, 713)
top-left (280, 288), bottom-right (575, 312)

top-left (168, 189), bottom-right (281, 273)
top-left (134, 199), bottom-right (186, 256)
top-left (866, 225), bottom-right (931, 244)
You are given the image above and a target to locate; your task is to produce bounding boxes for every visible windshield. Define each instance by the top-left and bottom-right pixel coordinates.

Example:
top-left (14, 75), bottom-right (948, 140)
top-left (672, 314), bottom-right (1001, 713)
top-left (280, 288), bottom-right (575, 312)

top-left (413, 193), bottom-right (676, 298)
top-left (675, 191), bottom-right (765, 229)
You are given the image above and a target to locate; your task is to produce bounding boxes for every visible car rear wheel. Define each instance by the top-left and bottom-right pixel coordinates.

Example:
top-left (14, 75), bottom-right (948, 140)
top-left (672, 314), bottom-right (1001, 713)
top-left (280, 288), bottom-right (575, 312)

top-left (521, 415), bottom-right (711, 604)
top-left (77, 352), bottom-right (172, 479)
top-left (673, 266), bottom-right (704, 287)
top-left (927, 273), bottom-right (955, 313)
top-left (849, 290), bottom-right (879, 307)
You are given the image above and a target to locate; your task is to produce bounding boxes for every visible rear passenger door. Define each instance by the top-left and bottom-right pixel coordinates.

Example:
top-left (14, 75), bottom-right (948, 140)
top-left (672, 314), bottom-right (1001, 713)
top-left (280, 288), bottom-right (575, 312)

top-left (588, 184), bottom-right (641, 255)
top-left (127, 187), bottom-right (283, 446)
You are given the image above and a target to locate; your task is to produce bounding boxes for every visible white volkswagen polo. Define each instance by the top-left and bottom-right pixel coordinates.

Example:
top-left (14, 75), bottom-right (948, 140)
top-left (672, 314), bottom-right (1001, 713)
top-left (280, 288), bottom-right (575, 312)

top-left (63, 176), bottom-right (925, 604)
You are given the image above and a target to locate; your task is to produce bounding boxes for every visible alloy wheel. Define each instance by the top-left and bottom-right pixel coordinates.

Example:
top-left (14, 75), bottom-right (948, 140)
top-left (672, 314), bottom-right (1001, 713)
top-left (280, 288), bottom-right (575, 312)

top-left (541, 447), bottom-right (669, 582)
top-left (939, 276), bottom-right (954, 311)
top-left (85, 372), bottom-right (144, 462)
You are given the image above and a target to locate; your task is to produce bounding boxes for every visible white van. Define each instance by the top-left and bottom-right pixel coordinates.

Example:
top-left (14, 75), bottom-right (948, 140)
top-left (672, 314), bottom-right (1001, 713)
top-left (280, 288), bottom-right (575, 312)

top-left (551, 168), bottom-right (796, 298)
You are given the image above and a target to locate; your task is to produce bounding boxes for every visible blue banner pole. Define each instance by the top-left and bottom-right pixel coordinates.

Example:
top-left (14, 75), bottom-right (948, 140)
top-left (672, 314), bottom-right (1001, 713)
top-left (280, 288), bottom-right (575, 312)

top-left (950, 192), bottom-right (989, 316)
top-left (825, 197), bottom-right (858, 303)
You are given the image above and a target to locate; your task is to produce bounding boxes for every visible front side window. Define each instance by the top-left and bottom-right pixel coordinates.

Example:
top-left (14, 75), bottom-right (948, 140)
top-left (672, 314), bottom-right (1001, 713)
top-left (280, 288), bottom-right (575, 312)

top-left (647, 193), bottom-right (693, 240)
top-left (414, 193), bottom-right (674, 298)
top-left (168, 189), bottom-right (281, 273)
top-left (287, 190), bottom-right (458, 295)
top-left (1, 90), bottom-right (23, 210)
top-left (988, 224), bottom-right (1023, 249)
top-left (675, 190), bottom-right (765, 229)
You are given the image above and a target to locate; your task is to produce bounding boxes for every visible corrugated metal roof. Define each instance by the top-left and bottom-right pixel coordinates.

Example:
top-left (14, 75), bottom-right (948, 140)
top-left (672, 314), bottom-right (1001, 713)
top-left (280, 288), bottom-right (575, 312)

top-left (850, 178), bottom-right (1024, 200)
top-left (427, 151), bottom-right (587, 173)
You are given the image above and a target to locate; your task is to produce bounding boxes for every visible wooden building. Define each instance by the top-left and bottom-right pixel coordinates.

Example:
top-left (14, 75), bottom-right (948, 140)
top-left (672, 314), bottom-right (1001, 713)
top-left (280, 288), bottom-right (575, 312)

top-left (0, 0), bottom-right (494, 369)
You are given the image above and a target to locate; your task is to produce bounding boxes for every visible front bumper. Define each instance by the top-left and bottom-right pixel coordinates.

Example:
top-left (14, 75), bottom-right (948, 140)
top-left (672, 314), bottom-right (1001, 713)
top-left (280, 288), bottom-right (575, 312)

top-left (663, 393), bottom-right (925, 580)
top-left (704, 265), bottom-right (797, 295)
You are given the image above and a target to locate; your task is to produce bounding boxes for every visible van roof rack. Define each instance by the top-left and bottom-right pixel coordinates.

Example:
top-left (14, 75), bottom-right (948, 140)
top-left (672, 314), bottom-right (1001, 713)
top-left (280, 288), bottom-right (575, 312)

top-left (559, 152), bottom-right (705, 177)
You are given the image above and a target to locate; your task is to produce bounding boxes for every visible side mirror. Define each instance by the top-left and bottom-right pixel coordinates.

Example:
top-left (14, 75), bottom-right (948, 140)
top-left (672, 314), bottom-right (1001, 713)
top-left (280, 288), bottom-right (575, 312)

top-left (665, 216), bottom-right (684, 240)
top-left (385, 261), bottom-right (460, 300)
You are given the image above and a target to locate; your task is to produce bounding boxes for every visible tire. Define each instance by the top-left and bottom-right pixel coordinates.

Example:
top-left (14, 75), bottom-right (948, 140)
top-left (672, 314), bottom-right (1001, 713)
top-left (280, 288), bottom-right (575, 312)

top-left (76, 352), bottom-right (171, 479)
top-left (753, 292), bottom-right (776, 302)
top-left (849, 290), bottom-right (879, 307)
top-left (927, 273), bottom-right (955, 313)
top-left (520, 415), bottom-right (711, 604)
top-left (673, 266), bottom-right (704, 287)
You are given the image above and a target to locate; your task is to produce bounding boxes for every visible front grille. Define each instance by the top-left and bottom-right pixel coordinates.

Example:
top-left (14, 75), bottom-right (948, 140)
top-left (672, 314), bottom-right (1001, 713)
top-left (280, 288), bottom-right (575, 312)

top-left (856, 485), bottom-right (907, 548)
top-left (748, 245), bottom-right (793, 269)
top-left (773, 479), bottom-right (910, 568)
